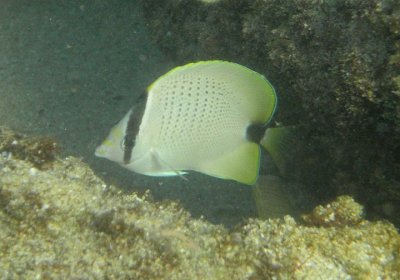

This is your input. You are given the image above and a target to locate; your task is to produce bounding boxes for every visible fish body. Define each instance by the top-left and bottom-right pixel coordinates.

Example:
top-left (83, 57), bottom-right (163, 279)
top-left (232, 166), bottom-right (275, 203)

top-left (95, 61), bottom-right (278, 185)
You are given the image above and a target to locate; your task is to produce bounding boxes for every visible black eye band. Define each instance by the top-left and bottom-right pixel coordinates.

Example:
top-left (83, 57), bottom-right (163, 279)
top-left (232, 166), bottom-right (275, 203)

top-left (122, 129), bottom-right (135, 164)
top-left (120, 136), bottom-right (134, 152)
top-left (122, 96), bottom-right (147, 164)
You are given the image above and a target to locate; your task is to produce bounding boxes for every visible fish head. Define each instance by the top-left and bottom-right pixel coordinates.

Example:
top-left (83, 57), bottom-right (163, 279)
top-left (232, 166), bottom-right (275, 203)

top-left (95, 109), bottom-right (132, 165)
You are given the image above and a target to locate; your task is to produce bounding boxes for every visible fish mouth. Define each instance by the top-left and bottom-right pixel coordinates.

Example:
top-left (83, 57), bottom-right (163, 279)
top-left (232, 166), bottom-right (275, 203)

top-left (94, 145), bottom-right (107, 158)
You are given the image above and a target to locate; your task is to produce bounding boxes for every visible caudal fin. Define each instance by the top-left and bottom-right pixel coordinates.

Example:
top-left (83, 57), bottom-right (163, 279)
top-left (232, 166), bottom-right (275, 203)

top-left (260, 126), bottom-right (296, 175)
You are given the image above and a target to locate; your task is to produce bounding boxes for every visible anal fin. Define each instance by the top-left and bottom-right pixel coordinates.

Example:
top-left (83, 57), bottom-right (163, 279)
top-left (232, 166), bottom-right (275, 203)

top-left (197, 142), bottom-right (260, 185)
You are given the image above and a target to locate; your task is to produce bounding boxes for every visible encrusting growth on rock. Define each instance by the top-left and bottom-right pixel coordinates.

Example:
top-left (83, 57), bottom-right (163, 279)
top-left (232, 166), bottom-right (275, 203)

top-left (0, 129), bottom-right (399, 279)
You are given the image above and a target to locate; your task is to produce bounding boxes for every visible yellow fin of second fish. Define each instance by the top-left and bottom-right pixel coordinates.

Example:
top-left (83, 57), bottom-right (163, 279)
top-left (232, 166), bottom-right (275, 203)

top-left (197, 141), bottom-right (260, 185)
top-left (260, 126), bottom-right (296, 175)
top-left (253, 175), bottom-right (294, 219)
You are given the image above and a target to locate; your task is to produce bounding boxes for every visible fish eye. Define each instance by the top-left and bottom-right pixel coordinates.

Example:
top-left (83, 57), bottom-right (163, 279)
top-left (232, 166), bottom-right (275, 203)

top-left (120, 136), bottom-right (135, 152)
top-left (120, 137), bottom-right (126, 151)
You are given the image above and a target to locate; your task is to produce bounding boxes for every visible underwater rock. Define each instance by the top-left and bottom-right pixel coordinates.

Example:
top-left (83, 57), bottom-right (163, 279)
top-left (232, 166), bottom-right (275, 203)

top-left (0, 131), bottom-right (399, 279)
top-left (302, 195), bottom-right (364, 227)
top-left (0, 126), bottom-right (59, 170)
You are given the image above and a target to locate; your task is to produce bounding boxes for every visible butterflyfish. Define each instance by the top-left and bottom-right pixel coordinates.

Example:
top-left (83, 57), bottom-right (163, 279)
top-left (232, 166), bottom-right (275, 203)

top-left (95, 60), bottom-right (284, 185)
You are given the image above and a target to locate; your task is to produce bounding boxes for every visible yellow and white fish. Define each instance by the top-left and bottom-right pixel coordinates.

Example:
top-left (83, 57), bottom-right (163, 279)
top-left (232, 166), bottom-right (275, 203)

top-left (95, 60), bottom-right (287, 185)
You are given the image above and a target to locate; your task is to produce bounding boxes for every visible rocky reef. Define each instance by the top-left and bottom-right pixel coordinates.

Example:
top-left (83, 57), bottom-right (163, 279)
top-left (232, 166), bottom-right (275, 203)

top-left (139, 0), bottom-right (400, 226)
top-left (0, 129), bottom-right (399, 279)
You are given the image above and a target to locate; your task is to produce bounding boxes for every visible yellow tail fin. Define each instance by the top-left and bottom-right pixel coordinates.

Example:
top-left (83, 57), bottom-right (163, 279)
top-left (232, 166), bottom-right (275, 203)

top-left (260, 126), bottom-right (296, 175)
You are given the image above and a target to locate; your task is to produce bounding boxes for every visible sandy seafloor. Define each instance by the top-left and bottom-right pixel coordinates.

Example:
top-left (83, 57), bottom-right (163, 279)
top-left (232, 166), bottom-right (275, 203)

top-left (0, 0), bottom-right (257, 227)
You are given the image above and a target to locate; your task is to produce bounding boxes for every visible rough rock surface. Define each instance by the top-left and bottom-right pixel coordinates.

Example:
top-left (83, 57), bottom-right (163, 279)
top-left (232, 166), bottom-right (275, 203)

top-left (1, 131), bottom-right (399, 279)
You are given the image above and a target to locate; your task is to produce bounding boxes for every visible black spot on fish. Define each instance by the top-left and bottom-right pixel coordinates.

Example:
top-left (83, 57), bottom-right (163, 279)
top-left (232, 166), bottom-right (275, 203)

top-left (246, 123), bottom-right (267, 143)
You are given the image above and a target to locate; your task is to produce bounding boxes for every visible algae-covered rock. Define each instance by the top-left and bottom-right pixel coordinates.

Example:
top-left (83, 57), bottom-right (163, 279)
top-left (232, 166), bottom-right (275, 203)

top-left (0, 126), bottom-right (58, 170)
top-left (139, 0), bottom-right (400, 227)
top-left (0, 131), bottom-right (399, 279)
top-left (302, 195), bottom-right (364, 227)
